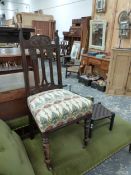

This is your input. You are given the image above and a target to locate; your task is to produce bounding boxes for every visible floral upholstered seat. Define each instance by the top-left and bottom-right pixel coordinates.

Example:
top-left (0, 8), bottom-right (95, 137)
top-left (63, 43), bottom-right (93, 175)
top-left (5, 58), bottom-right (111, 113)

top-left (28, 89), bottom-right (92, 132)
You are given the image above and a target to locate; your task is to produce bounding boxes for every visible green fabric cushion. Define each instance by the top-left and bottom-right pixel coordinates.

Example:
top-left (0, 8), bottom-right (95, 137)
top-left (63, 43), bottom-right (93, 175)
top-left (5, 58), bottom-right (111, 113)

top-left (0, 119), bottom-right (35, 175)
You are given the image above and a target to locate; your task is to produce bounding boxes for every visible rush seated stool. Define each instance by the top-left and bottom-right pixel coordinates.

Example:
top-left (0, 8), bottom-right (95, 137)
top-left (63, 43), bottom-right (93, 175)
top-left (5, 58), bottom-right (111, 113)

top-left (89, 102), bottom-right (115, 138)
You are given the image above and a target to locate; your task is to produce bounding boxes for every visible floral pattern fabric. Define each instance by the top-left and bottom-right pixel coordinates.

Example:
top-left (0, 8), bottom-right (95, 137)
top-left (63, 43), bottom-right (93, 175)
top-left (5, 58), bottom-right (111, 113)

top-left (27, 89), bottom-right (92, 132)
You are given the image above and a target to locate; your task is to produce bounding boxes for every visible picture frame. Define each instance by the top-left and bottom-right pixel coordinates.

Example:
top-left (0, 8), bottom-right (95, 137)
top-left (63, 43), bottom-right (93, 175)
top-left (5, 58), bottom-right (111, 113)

top-left (96, 0), bottom-right (106, 13)
top-left (89, 20), bottom-right (107, 50)
top-left (70, 41), bottom-right (81, 59)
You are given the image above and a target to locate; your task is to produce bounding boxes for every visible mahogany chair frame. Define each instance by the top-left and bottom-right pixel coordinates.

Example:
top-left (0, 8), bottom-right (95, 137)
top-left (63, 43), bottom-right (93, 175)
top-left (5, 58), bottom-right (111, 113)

top-left (19, 30), bottom-right (92, 169)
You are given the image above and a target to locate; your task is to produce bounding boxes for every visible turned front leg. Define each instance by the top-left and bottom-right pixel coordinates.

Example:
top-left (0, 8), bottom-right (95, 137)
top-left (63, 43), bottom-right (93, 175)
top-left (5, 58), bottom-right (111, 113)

top-left (83, 118), bottom-right (90, 146)
top-left (42, 133), bottom-right (52, 170)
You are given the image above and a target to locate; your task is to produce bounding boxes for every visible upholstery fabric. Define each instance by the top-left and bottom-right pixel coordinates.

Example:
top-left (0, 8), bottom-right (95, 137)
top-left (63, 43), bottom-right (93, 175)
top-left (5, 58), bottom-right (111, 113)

top-left (0, 119), bottom-right (35, 175)
top-left (28, 89), bottom-right (92, 132)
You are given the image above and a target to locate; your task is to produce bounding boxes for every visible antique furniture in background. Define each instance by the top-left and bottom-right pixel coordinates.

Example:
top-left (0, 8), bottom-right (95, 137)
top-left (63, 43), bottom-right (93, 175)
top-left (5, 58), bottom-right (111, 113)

top-left (89, 20), bottom-right (107, 50)
top-left (0, 27), bottom-right (34, 121)
top-left (0, 48), bottom-right (32, 120)
top-left (81, 54), bottom-right (110, 79)
top-left (20, 30), bottom-right (92, 169)
top-left (63, 16), bottom-right (91, 54)
top-left (63, 41), bottom-right (81, 65)
top-left (0, 48), bottom-right (32, 75)
top-left (65, 41), bottom-right (81, 77)
top-left (60, 40), bottom-right (69, 56)
top-left (65, 59), bottom-right (80, 78)
top-left (106, 48), bottom-right (131, 96)
top-left (15, 12), bottom-right (54, 28)
top-left (0, 27), bottom-right (34, 43)
top-left (80, 16), bottom-right (91, 51)
top-left (32, 20), bottom-right (56, 40)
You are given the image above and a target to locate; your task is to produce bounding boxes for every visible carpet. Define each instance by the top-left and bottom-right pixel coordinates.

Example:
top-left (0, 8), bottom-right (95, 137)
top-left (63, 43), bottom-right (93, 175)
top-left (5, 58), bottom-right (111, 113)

top-left (23, 116), bottom-right (131, 175)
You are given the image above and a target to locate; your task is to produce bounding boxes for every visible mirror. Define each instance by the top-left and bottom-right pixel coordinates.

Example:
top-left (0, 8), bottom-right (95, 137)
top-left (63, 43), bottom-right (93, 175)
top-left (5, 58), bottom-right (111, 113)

top-left (118, 11), bottom-right (130, 39)
top-left (70, 41), bottom-right (81, 59)
top-left (89, 20), bottom-right (107, 50)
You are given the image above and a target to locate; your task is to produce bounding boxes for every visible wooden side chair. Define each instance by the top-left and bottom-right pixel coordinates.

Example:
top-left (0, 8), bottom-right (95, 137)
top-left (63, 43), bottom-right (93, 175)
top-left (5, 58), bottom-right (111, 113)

top-left (60, 40), bottom-right (69, 56)
top-left (19, 30), bottom-right (92, 170)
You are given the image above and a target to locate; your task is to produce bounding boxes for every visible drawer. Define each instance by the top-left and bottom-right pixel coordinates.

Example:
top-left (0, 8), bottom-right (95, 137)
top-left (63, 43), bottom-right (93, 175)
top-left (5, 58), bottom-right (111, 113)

top-left (101, 61), bottom-right (109, 71)
top-left (88, 58), bottom-right (101, 65)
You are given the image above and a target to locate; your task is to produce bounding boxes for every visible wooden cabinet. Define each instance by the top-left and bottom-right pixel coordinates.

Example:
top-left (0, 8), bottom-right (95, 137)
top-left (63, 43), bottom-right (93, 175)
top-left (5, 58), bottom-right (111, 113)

top-left (32, 20), bottom-right (56, 40)
top-left (63, 16), bottom-right (91, 54)
top-left (106, 48), bottom-right (131, 96)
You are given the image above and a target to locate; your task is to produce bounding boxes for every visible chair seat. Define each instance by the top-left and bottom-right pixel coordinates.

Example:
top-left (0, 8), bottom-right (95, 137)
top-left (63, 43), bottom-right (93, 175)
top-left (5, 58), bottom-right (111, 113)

top-left (27, 89), bottom-right (92, 132)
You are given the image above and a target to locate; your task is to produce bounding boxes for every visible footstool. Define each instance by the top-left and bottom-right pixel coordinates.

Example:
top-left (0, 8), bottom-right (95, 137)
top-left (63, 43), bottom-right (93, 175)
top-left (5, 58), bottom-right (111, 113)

top-left (89, 102), bottom-right (115, 138)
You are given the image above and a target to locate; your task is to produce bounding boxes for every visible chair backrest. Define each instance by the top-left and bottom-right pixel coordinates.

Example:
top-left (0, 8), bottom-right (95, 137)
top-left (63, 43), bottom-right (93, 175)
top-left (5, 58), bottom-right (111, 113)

top-left (19, 30), bottom-right (62, 96)
top-left (60, 40), bottom-right (69, 56)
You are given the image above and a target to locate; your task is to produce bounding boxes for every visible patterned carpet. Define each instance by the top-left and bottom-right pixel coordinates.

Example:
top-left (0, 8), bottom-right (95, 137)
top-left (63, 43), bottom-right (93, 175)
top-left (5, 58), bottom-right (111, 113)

top-left (61, 67), bottom-right (131, 175)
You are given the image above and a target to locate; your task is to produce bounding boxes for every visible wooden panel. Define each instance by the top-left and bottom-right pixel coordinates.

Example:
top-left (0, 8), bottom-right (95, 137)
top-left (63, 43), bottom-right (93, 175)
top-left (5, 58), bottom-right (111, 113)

top-left (0, 97), bottom-right (28, 120)
top-left (101, 60), bottom-right (109, 71)
top-left (126, 74), bottom-right (131, 92)
top-left (32, 20), bottom-right (55, 40)
top-left (0, 89), bottom-right (26, 103)
top-left (0, 88), bottom-right (28, 120)
top-left (80, 16), bottom-right (91, 51)
top-left (111, 55), bottom-right (129, 89)
top-left (126, 65), bottom-right (131, 92)
top-left (106, 49), bottom-right (131, 95)
top-left (88, 57), bottom-right (101, 65)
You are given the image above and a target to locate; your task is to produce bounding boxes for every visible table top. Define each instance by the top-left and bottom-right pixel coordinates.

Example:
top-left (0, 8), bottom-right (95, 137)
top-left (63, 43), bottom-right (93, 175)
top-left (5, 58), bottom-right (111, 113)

top-left (81, 54), bottom-right (110, 62)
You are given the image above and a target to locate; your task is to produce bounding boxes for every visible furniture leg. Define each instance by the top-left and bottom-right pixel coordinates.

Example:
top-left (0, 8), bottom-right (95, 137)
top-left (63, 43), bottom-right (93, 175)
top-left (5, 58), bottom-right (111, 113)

top-left (65, 67), bottom-right (68, 78)
top-left (83, 118), bottom-right (90, 146)
top-left (89, 120), bottom-right (94, 138)
top-left (77, 72), bottom-right (79, 78)
top-left (42, 134), bottom-right (52, 170)
top-left (29, 112), bottom-right (35, 139)
top-left (129, 144), bottom-right (131, 153)
top-left (109, 112), bottom-right (115, 131)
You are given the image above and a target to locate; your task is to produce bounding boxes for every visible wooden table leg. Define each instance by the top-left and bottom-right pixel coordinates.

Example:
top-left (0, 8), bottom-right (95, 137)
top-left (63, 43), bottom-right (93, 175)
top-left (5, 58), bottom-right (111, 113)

top-left (42, 133), bottom-right (52, 170)
top-left (83, 118), bottom-right (90, 146)
top-left (129, 144), bottom-right (131, 153)
top-left (89, 120), bottom-right (94, 138)
top-left (29, 112), bottom-right (35, 139)
top-left (109, 112), bottom-right (115, 131)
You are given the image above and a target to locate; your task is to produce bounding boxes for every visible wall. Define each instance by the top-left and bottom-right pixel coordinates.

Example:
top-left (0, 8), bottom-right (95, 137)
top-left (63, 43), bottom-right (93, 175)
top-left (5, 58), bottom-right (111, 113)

top-left (2, 0), bottom-right (92, 38)
top-left (0, 0), bottom-right (31, 20)
top-left (92, 0), bottom-right (131, 52)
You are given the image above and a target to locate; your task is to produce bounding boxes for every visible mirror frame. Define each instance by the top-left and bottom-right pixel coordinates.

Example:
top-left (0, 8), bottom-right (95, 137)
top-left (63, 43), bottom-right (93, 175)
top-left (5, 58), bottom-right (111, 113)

top-left (96, 0), bottom-right (106, 13)
top-left (89, 20), bottom-right (107, 50)
top-left (70, 41), bottom-right (81, 59)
